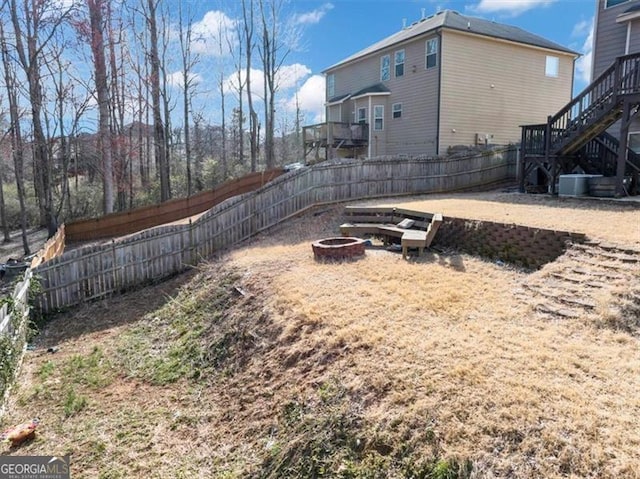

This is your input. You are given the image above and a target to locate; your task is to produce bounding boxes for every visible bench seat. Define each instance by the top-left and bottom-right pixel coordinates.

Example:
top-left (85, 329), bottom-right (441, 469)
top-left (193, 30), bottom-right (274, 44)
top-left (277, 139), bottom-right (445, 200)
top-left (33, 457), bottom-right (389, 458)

top-left (339, 209), bottom-right (443, 260)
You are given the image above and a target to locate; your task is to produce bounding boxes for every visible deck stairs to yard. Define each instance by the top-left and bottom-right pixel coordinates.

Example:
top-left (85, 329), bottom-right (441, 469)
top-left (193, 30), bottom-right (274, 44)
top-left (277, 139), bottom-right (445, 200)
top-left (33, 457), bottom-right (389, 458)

top-left (515, 242), bottom-right (640, 325)
top-left (578, 131), bottom-right (640, 177)
top-left (520, 52), bottom-right (640, 195)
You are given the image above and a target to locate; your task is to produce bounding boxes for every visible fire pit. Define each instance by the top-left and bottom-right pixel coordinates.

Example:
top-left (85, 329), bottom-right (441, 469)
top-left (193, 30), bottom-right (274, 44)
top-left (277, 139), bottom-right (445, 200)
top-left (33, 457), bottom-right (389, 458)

top-left (312, 237), bottom-right (366, 260)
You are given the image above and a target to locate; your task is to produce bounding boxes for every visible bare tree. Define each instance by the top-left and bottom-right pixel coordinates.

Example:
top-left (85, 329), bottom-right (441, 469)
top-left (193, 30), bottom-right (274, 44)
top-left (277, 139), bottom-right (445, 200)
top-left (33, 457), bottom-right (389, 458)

top-left (159, 4), bottom-right (174, 195)
top-left (241, 0), bottom-right (259, 172)
top-left (0, 18), bottom-right (29, 253)
top-left (215, 11), bottom-right (229, 183)
top-left (177, 0), bottom-right (199, 195)
top-left (106, 2), bottom-right (129, 212)
top-left (9, 0), bottom-right (70, 236)
top-left (0, 116), bottom-right (10, 243)
top-left (145, 0), bottom-right (170, 201)
top-left (229, 10), bottom-right (245, 171)
top-left (259, 0), bottom-right (295, 169)
top-left (85, 0), bottom-right (114, 213)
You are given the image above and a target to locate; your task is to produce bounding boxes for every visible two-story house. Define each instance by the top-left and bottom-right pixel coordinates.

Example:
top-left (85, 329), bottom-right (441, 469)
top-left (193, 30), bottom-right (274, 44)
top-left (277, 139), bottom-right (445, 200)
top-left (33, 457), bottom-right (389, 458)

top-left (303, 10), bottom-right (577, 160)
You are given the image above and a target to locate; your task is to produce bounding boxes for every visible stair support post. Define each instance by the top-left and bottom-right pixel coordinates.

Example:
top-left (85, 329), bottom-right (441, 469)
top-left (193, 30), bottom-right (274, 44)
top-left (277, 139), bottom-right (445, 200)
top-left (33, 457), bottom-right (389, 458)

top-left (518, 128), bottom-right (526, 192)
top-left (544, 116), bottom-right (557, 194)
top-left (616, 100), bottom-right (633, 197)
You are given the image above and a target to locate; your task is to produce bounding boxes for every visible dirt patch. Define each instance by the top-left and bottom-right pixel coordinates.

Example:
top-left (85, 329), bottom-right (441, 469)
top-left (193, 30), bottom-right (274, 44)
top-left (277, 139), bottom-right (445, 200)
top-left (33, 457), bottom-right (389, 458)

top-left (1, 194), bottom-right (639, 478)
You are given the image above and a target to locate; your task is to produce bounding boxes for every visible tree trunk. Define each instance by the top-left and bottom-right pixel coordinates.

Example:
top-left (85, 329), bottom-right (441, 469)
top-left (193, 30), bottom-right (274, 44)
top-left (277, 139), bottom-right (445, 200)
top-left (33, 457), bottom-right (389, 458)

top-left (87, 0), bottom-right (114, 214)
top-left (242, 0), bottom-right (259, 172)
top-left (147, 0), bottom-right (170, 202)
top-left (0, 165), bottom-right (10, 243)
top-left (9, 0), bottom-right (58, 237)
top-left (1, 21), bottom-right (29, 254)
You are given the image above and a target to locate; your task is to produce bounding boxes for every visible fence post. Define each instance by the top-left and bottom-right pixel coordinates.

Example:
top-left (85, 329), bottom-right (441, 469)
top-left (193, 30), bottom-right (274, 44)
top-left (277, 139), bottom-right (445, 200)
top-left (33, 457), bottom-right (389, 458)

top-left (111, 240), bottom-right (118, 291)
top-left (188, 219), bottom-right (195, 265)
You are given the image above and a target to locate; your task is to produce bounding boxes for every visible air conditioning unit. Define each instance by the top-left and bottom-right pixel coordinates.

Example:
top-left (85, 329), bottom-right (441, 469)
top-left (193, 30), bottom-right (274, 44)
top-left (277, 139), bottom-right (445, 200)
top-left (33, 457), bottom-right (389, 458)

top-left (558, 174), bottom-right (603, 197)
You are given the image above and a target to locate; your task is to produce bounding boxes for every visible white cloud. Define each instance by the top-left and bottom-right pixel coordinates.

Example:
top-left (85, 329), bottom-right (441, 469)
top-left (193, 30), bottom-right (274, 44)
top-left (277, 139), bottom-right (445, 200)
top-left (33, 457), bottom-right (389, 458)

top-left (292, 3), bottom-right (334, 26)
top-left (191, 10), bottom-right (237, 57)
top-left (571, 19), bottom-right (591, 39)
top-left (286, 74), bottom-right (325, 124)
top-left (276, 64), bottom-right (312, 90)
top-left (223, 68), bottom-right (267, 104)
top-left (575, 18), bottom-right (594, 85)
top-left (470, 0), bottom-right (556, 17)
top-left (223, 64), bottom-right (311, 97)
top-left (167, 71), bottom-right (202, 89)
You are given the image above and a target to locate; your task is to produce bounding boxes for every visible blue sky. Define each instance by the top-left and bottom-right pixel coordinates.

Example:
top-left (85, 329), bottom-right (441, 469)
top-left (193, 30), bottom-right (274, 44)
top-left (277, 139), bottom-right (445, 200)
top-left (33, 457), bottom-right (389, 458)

top-left (173, 0), bottom-right (595, 127)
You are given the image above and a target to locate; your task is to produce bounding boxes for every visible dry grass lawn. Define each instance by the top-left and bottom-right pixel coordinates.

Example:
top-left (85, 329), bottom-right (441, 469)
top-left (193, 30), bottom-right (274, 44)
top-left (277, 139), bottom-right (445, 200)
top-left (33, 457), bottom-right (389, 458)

top-left (1, 191), bottom-right (639, 478)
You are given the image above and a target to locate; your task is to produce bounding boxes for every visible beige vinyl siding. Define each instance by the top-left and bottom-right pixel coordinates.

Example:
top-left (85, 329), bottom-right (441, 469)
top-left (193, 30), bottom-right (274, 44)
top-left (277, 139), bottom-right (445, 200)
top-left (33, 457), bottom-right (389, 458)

top-left (383, 36), bottom-right (439, 156)
top-left (327, 104), bottom-right (341, 122)
top-left (592, 0), bottom-right (639, 78)
top-left (326, 35), bottom-right (440, 157)
top-left (439, 30), bottom-right (575, 151)
top-left (327, 59), bottom-right (384, 109)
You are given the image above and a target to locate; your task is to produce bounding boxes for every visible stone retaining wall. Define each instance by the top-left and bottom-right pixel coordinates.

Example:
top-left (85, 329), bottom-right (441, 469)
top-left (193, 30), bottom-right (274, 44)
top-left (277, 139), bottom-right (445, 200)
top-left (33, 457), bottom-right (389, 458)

top-left (433, 217), bottom-right (586, 269)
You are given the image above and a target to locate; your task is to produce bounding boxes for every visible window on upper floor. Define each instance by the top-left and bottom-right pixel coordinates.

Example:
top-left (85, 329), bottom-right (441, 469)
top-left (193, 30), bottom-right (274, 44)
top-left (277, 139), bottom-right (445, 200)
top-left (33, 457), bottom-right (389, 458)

top-left (381, 55), bottom-right (390, 81)
top-left (426, 37), bottom-right (438, 69)
top-left (374, 105), bottom-right (384, 130)
top-left (606, 0), bottom-right (630, 8)
top-left (327, 74), bottom-right (335, 98)
top-left (392, 103), bottom-right (402, 119)
top-left (358, 107), bottom-right (367, 124)
top-left (545, 56), bottom-right (559, 78)
top-left (395, 50), bottom-right (405, 77)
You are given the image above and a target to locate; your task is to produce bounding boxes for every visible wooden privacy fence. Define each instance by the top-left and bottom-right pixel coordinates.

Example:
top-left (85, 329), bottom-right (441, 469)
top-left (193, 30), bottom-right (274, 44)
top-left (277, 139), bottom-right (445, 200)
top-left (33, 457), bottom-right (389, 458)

top-left (65, 169), bottom-right (284, 241)
top-left (30, 224), bottom-right (66, 268)
top-left (35, 149), bottom-right (517, 312)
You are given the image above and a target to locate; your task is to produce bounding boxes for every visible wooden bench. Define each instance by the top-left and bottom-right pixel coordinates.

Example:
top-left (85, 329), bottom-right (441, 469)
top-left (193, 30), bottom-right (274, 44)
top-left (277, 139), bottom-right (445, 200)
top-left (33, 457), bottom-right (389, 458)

top-left (340, 206), bottom-right (443, 259)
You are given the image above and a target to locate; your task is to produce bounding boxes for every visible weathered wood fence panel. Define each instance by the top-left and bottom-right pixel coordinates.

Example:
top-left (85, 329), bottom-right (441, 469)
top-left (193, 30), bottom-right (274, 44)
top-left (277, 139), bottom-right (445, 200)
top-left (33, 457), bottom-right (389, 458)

top-left (35, 151), bottom-right (516, 312)
top-left (65, 169), bottom-right (284, 242)
top-left (29, 224), bottom-right (65, 268)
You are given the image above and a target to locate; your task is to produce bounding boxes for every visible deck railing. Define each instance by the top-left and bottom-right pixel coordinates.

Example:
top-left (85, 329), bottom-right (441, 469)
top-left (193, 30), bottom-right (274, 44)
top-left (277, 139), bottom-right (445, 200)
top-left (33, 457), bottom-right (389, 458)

top-left (303, 122), bottom-right (369, 145)
top-left (548, 52), bottom-right (640, 155)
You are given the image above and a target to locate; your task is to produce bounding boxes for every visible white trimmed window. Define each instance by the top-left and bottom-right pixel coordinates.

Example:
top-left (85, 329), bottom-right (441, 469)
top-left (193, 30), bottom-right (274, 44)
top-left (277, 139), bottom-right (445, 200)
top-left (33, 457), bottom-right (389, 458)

top-left (327, 74), bottom-right (335, 98)
top-left (545, 56), bottom-right (559, 77)
top-left (381, 55), bottom-right (390, 81)
top-left (357, 107), bottom-right (367, 124)
top-left (426, 37), bottom-right (438, 69)
top-left (374, 105), bottom-right (384, 130)
top-left (392, 103), bottom-right (402, 119)
top-left (395, 50), bottom-right (405, 77)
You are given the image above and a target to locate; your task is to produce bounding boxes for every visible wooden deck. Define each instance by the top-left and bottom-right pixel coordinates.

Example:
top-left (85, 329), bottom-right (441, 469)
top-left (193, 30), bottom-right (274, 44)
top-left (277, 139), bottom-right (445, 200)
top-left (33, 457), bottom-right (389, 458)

top-left (303, 122), bottom-right (368, 161)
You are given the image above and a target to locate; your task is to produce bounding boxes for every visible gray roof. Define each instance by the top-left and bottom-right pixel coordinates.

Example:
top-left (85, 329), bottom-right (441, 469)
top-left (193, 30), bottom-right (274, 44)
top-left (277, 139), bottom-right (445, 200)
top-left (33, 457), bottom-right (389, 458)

top-left (352, 83), bottom-right (391, 97)
top-left (327, 93), bottom-right (351, 103)
top-left (325, 10), bottom-right (578, 72)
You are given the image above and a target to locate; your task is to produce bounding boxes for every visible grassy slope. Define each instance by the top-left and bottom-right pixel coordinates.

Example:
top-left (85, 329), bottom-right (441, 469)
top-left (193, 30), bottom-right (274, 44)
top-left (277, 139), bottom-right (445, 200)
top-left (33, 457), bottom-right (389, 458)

top-left (1, 195), bottom-right (639, 478)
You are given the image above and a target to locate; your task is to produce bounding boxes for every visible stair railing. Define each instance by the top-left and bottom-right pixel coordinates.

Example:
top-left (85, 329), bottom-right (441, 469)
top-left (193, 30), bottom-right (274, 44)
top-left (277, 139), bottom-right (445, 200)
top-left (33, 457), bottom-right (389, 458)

top-left (547, 52), bottom-right (640, 154)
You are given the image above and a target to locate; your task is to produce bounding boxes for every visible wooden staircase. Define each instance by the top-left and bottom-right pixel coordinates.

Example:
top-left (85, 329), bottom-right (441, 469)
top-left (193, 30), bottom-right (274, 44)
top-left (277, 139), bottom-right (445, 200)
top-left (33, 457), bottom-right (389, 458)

top-left (520, 52), bottom-right (640, 196)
